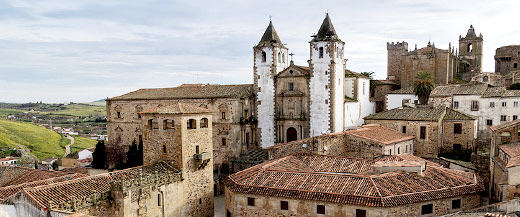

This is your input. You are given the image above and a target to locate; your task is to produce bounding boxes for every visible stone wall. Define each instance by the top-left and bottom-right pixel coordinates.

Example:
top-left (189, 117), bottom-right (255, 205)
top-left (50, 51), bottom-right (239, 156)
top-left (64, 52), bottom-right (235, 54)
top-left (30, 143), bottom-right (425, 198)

top-left (399, 46), bottom-right (458, 88)
top-left (495, 45), bottom-right (520, 75)
top-left (225, 187), bottom-right (480, 217)
top-left (442, 120), bottom-right (476, 153)
top-left (386, 42), bottom-right (408, 83)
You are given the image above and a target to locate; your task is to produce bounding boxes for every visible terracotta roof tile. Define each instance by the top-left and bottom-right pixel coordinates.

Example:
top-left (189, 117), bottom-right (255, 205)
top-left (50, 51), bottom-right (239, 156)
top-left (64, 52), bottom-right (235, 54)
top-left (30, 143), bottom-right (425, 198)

top-left (344, 124), bottom-right (414, 145)
top-left (0, 166), bottom-right (77, 187)
top-left (430, 84), bottom-right (488, 97)
top-left (0, 173), bottom-right (86, 201)
top-left (109, 84), bottom-right (253, 101)
top-left (225, 153), bottom-right (483, 207)
top-left (388, 87), bottom-right (414, 94)
top-left (140, 102), bottom-right (212, 114)
top-left (364, 107), bottom-right (445, 121)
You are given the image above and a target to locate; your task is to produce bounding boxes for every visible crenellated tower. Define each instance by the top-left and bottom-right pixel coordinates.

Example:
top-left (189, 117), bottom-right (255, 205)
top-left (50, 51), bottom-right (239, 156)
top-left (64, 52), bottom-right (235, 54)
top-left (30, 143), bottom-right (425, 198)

top-left (309, 14), bottom-right (345, 136)
top-left (253, 21), bottom-right (289, 148)
top-left (387, 41), bottom-right (408, 83)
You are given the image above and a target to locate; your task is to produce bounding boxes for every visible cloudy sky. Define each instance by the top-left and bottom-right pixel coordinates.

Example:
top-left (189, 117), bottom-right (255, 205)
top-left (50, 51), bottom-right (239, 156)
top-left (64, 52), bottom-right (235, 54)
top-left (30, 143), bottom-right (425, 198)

top-left (0, 0), bottom-right (518, 103)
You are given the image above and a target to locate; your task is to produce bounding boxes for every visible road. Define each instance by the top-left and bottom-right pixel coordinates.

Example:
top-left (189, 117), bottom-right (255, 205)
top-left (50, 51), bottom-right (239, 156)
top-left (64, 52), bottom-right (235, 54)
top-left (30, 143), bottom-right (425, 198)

top-left (63, 135), bottom-right (74, 157)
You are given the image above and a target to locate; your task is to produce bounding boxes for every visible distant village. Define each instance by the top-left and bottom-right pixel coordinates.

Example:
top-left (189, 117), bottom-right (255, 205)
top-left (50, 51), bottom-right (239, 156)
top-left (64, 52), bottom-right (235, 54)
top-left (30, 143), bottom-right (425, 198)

top-left (2, 14), bottom-right (520, 217)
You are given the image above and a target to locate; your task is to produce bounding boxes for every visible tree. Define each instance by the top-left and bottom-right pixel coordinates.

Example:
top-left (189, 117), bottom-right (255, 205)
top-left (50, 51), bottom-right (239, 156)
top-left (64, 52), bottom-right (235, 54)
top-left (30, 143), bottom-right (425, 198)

top-left (413, 71), bottom-right (435, 105)
top-left (510, 83), bottom-right (520, 90)
top-left (360, 71), bottom-right (377, 97)
top-left (91, 140), bottom-right (107, 169)
top-left (125, 140), bottom-right (140, 168)
top-left (138, 139), bottom-right (144, 166)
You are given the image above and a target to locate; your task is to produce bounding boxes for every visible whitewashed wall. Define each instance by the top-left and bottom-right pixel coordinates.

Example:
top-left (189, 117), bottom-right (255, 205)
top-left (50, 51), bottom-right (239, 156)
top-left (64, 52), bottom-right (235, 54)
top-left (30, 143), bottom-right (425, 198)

top-left (386, 94), bottom-right (418, 110)
top-left (309, 41), bottom-right (332, 136)
top-left (344, 77), bottom-right (374, 129)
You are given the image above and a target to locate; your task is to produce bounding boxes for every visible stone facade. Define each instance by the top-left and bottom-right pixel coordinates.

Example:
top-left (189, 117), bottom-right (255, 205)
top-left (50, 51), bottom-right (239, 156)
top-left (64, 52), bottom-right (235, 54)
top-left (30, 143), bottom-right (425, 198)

top-left (458, 25), bottom-right (484, 81)
top-left (386, 42), bottom-right (408, 83)
top-left (495, 45), bottom-right (520, 75)
top-left (344, 71), bottom-right (375, 128)
top-left (225, 189), bottom-right (480, 217)
top-left (471, 72), bottom-right (504, 87)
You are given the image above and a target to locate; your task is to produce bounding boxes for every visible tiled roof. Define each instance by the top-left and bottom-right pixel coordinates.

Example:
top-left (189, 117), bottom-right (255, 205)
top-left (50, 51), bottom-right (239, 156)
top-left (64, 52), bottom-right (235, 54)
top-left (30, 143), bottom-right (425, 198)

top-left (388, 87), bottom-right (414, 94)
top-left (256, 21), bottom-right (285, 48)
top-left (502, 90), bottom-right (520, 97)
top-left (140, 102), bottom-right (212, 114)
top-left (430, 83), bottom-right (488, 97)
top-left (444, 108), bottom-right (476, 120)
top-left (344, 124), bottom-right (414, 145)
top-left (481, 87), bottom-right (504, 97)
top-left (345, 70), bottom-right (370, 79)
top-left (0, 166), bottom-right (77, 187)
top-left (490, 119), bottom-right (520, 132)
top-left (313, 14), bottom-right (340, 42)
top-left (109, 84), bottom-right (253, 101)
top-left (0, 173), bottom-right (86, 201)
top-left (375, 80), bottom-right (398, 85)
top-left (19, 162), bottom-right (181, 210)
top-left (497, 143), bottom-right (520, 168)
top-left (225, 153), bottom-right (483, 207)
top-left (364, 107), bottom-right (445, 121)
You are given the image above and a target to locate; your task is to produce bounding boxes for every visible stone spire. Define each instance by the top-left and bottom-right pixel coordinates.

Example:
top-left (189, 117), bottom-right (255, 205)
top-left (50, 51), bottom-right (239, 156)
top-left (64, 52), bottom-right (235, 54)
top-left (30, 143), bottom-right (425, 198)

top-left (256, 21), bottom-right (285, 48)
top-left (313, 13), bottom-right (340, 41)
top-left (465, 25), bottom-right (477, 38)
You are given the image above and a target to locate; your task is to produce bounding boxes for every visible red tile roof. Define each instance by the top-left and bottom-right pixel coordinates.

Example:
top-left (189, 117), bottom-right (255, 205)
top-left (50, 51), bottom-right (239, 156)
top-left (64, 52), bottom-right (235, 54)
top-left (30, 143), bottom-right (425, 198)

top-left (109, 84), bottom-right (253, 101)
top-left (225, 153), bottom-right (483, 207)
top-left (0, 166), bottom-right (77, 188)
top-left (497, 143), bottom-right (520, 168)
top-left (140, 102), bottom-right (212, 114)
top-left (0, 173), bottom-right (86, 201)
top-left (344, 124), bottom-right (414, 145)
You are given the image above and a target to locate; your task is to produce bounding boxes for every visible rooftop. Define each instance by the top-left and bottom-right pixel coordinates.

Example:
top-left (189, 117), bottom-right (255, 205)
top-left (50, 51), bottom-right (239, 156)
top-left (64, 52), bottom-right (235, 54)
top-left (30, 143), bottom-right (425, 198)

top-left (490, 119), bottom-right (520, 132)
top-left (497, 143), bottom-right (520, 168)
top-left (430, 83), bottom-right (488, 97)
top-left (0, 166), bottom-right (78, 188)
top-left (344, 124), bottom-right (414, 145)
top-left (388, 86), bottom-right (414, 94)
top-left (140, 102), bottom-right (212, 115)
top-left (108, 84), bottom-right (253, 101)
top-left (225, 153), bottom-right (483, 207)
top-left (256, 21), bottom-right (285, 48)
top-left (364, 107), bottom-right (474, 121)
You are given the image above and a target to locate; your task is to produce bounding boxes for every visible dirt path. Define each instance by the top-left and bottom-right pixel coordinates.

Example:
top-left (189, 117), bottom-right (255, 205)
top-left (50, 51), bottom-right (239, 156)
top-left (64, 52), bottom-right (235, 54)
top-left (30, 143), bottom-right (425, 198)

top-left (63, 136), bottom-right (74, 158)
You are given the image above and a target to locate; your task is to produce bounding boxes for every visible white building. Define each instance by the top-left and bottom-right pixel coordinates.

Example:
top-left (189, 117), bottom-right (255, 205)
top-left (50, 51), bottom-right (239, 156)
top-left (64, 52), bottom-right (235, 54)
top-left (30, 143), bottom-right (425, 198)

top-left (77, 148), bottom-right (95, 160)
top-left (385, 87), bottom-right (419, 110)
top-left (0, 157), bottom-right (20, 166)
top-left (430, 83), bottom-right (520, 139)
top-left (344, 70), bottom-right (375, 128)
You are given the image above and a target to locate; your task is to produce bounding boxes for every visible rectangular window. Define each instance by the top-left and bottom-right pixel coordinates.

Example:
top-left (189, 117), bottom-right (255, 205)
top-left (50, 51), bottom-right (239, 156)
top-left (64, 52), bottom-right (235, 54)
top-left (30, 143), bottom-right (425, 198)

top-left (247, 197), bottom-right (255, 206)
top-left (515, 102), bottom-right (519, 107)
top-left (454, 144), bottom-right (462, 151)
top-left (356, 209), bottom-right (367, 217)
top-left (195, 145), bottom-right (199, 154)
top-left (227, 210), bottom-right (231, 217)
top-left (420, 126), bottom-right (426, 139)
top-left (325, 99), bottom-right (328, 104)
top-left (514, 115), bottom-right (518, 121)
top-left (490, 102), bottom-right (495, 108)
top-left (317, 205), bottom-right (325, 215)
top-left (453, 101), bottom-right (459, 108)
top-left (471, 101), bottom-right (479, 111)
top-left (319, 47), bottom-right (324, 58)
top-left (402, 126), bottom-right (407, 133)
top-left (501, 115), bottom-right (507, 122)
top-left (222, 138), bottom-right (227, 146)
top-left (280, 201), bottom-right (288, 210)
top-left (421, 204), bottom-right (433, 215)
top-left (452, 199), bottom-right (461, 209)
top-left (158, 194), bottom-right (161, 206)
top-left (487, 119), bottom-right (493, 126)
top-left (502, 102), bottom-right (507, 107)
top-left (222, 112), bottom-right (226, 119)
top-left (117, 112), bottom-right (121, 118)
top-left (288, 83), bottom-right (294, 91)
top-left (454, 123), bottom-right (462, 134)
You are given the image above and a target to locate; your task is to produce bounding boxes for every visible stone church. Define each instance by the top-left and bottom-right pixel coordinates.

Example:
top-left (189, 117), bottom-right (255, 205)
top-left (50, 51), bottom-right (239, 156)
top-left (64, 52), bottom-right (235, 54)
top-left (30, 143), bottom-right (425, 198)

top-left (387, 25), bottom-right (483, 87)
top-left (106, 14), bottom-right (374, 175)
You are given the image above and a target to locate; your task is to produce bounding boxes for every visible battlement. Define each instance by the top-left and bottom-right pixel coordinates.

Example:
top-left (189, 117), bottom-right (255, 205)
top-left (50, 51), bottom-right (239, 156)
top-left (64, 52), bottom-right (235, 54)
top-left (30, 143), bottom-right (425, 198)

top-left (387, 41), bottom-right (408, 50)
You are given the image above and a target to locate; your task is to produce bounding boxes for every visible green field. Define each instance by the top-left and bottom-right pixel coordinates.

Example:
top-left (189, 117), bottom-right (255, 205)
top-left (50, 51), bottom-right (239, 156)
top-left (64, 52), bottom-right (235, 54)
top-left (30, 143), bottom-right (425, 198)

top-left (70, 135), bottom-right (98, 154)
top-left (49, 104), bottom-right (106, 117)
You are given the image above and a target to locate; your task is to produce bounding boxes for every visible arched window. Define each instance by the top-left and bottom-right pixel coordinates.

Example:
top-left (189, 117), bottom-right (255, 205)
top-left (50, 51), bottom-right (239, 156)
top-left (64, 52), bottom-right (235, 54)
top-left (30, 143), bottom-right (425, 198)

top-left (278, 52), bottom-right (281, 63)
top-left (261, 51), bottom-right (266, 62)
top-left (200, 118), bottom-right (208, 128)
top-left (319, 47), bottom-right (324, 58)
top-left (467, 43), bottom-right (473, 53)
top-left (483, 76), bottom-right (488, 82)
top-left (282, 53), bottom-right (285, 63)
top-left (162, 145), bottom-right (167, 154)
top-left (187, 119), bottom-right (196, 129)
top-left (158, 193), bottom-right (162, 206)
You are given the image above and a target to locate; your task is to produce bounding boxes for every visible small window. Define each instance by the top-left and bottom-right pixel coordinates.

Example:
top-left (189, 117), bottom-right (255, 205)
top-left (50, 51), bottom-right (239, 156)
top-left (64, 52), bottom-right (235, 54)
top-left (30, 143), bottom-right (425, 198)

top-left (467, 43), bottom-right (473, 53)
top-left (200, 118), bottom-right (208, 128)
top-left (402, 126), bottom-right (407, 133)
top-left (317, 205), bottom-right (325, 215)
top-left (502, 102), bottom-right (507, 107)
top-left (187, 119), bottom-right (196, 129)
top-left (247, 197), bottom-right (255, 206)
top-left (515, 102), bottom-right (518, 107)
top-left (117, 112), bottom-right (121, 118)
top-left (490, 102), bottom-right (495, 108)
top-left (453, 101), bottom-right (459, 108)
top-left (158, 194), bottom-right (161, 206)
top-left (278, 52), bottom-right (281, 63)
top-left (261, 51), bottom-right (266, 62)
top-left (389, 149), bottom-right (392, 155)
top-left (289, 83), bottom-right (294, 91)
top-left (515, 63), bottom-right (518, 68)
top-left (421, 204), bottom-right (433, 215)
top-left (452, 199), bottom-right (461, 209)
top-left (471, 101), bottom-right (479, 111)
top-left (163, 119), bottom-right (174, 130)
top-left (356, 209), bottom-right (367, 217)
top-left (222, 138), bottom-right (227, 146)
top-left (501, 115), bottom-right (507, 122)
top-left (420, 126), bottom-right (426, 139)
top-left (483, 76), bottom-right (489, 82)
top-left (282, 53), bottom-right (285, 63)
top-left (199, 198), bottom-right (202, 204)
top-left (454, 123), bottom-right (462, 134)
top-left (227, 210), bottom-right (231, 217)
top-left (319, 47), bottom-right (324, 58)
top-left (513, 115), bottom-right (518, 121)
top-left (280, 201), bottom-right (288, 210)
top-left (398, 147), bottom-right (400, 154)
top-left (221, 112), bottom-right (226, 120)
top-left (163, 145), bottom-right (167, 154)
top-left (196, 145), bottom-right (200, 154)
top-left (258, 100), bottom-right (261, 105)
top-left (325, 99), bottom-right (328, 104)
top-left (148, 119), bottom-right (153, 130)
top-left (454, 144), bottom-right (462, 151)
top-left (487, 119), bottom-right (493, 126)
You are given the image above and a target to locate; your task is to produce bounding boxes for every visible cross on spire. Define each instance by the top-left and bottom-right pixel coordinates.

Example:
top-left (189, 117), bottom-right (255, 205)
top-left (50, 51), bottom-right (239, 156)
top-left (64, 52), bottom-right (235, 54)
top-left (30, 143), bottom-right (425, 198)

top-left (289, 53), bottom-right (295, 62)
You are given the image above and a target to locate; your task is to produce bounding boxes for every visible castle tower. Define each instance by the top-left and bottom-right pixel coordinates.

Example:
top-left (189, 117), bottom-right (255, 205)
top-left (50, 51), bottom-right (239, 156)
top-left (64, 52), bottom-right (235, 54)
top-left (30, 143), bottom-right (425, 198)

top-left (458, 25), bottom-right (483, 80)
top-left (254, 21), bottom-right (289, 148)
top-left (309, 14), bottom-right (345, 136)
top-left (140, 103), bottom-right (214, 217)
top-left (387, 41), bottom-right (408, 82)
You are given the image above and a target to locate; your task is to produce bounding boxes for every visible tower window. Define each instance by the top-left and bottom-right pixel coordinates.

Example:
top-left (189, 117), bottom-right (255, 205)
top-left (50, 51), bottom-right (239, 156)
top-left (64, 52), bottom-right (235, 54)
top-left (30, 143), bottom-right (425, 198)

top-left (187, 119), bottom-right (196, 129)
top-left (402, 126), bottom-right (406, 133)
top-left (289, 83), bottom-right (294, 91)
top-left (467, 43), bottom-right (473, 53)
top-left (483, 76), bottom-right (488, 82)
top-left (148, 119), bottom-right (153, 130)
top-left (158, 193), bottom-right (161, 206)
top-left (278, 52), bottom-right (281, 63)
top-left (117, 112), bottom-right (121, 118)
top-left (325, 99), bottom-right (328, 104)
top-left (319, 47), bottom-right (324, 58)
top-left (162, 145), bottom-right (167, 154)
top-left (221, 112), bottom-right (226, 119)
top-left (420, 126), bottom-right (426, 139)
top-left (261, 51), bottom-right (266, 62)
top-left (514, 63), bottom-right (518, 68)
top-left (280, 201), bottom-right (288, 210)
top-left (196, 145), bottom-right (200, 154)
top-left (200, 118), bottom-right (208, 128)
top-left (222, 138), bottom-right (227, 146)
top-left (282, 53), bottom-right (285, 63)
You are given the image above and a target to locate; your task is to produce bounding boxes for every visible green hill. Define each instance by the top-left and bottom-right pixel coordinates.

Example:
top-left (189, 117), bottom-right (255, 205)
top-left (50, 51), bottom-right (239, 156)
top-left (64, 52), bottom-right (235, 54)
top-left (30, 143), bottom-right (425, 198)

top-left (0, 119), bottom-right (70, 160)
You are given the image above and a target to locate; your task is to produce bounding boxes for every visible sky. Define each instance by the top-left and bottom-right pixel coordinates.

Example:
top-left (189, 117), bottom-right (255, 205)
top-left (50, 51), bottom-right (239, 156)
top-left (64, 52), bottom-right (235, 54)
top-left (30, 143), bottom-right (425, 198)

top-left (0, 0), bottom-right (518, 103)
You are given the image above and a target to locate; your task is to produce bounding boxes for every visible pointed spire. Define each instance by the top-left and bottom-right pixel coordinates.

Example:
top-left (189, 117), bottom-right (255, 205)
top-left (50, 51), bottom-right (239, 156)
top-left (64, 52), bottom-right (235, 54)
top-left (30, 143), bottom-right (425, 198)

top-left (465, 25), bottom-right (477, 38)
top-left (313, 13), bottom-right (340, 41)
top-left (256, 21), bottom-right (285, 48)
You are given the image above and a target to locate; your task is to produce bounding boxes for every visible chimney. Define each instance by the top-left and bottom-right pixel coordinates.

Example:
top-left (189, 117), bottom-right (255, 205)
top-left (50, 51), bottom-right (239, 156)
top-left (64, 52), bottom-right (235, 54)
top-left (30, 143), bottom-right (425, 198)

top-left (372, 160), bottom-right (426, 176)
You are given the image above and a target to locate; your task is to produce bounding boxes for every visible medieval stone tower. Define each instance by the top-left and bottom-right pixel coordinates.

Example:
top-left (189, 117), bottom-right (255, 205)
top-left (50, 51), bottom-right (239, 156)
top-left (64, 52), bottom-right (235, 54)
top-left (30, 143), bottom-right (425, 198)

top-left (140, 103), bottom-right (214, 217)
top-left (309, 14), bottom-right (345, 136)
top-left (387, 41), bottom-right (408, 83)
top-left (458, 25), bottom-right (483, 80)
top-left (254, 21), bottom-right (289, 148)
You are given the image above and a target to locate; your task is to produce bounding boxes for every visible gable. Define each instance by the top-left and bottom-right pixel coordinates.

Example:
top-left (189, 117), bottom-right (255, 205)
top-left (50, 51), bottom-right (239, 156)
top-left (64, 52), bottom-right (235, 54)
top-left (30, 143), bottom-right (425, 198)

top-left (277, 65), bottom-right (309, 78)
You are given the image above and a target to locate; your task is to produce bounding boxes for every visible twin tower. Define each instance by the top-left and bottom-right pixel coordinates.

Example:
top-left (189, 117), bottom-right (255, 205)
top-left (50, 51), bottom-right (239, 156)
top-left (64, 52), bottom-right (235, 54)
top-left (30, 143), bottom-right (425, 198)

top-left (253, 14), bottom-right (346, 148)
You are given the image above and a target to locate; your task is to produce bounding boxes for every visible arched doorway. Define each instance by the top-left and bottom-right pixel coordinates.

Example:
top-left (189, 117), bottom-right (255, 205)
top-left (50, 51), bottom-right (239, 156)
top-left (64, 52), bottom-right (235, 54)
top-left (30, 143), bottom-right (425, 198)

top-left (287, 127), bottom-right (297, 142)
